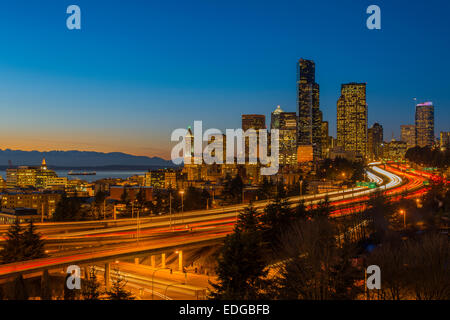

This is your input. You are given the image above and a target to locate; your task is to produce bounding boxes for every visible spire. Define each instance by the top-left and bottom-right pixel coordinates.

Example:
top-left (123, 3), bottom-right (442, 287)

top-left (273, 105), bottom-right (283, 114)
top-left (41, 157), bottom-right (47, 169)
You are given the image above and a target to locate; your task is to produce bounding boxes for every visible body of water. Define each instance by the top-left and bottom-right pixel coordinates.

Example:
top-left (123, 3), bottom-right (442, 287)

top-left (0, 170), bottom-right (146, 183)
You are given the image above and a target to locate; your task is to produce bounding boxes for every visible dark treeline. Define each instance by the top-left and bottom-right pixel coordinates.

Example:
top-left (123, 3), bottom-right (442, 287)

top-left (209, 183), bottom-right (450, 300)
top-left (405, 146), bottom-right (450, 168)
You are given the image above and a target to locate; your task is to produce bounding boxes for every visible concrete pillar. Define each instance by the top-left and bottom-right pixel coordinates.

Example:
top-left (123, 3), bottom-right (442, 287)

top-left (178, 250), bottom-right (183, 271)
top-left (105, 263), bottom-right (111, 291)
top-left (161, 253), bottom-right (166, 268)
top-left (151, 255), bottom-right (156, 268)
top-left (134, 257), bottom-right (139, 265)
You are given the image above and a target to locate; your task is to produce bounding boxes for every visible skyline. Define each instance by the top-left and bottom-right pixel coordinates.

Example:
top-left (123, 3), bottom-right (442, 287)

top-left (1, 0), bottom-right (450, 159)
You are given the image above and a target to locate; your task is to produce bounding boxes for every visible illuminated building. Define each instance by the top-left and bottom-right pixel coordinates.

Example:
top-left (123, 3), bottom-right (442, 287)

top-left (337, 83), bottom-right (368, 158)
top-left (401, 125), bottom-right (416, 150)
top-left (440, 131), bottom-right (450, 150)
top-left (0, 208), bottom-right (40, 224)
top-left (0, 177), bottom-right (6, 191)
top-left (271, 106), bottom-right (297, 165)
top-left (164, 169), bottom-right (177, 189)
top-left (1, 190), bottom-right (61, 219)
top-left (242, 114), bottom-right (266, 132)
top-left (109, 186), bottom-right (154, 202)
top-left (415, 102), bottom-right (434, 148)
top-left (321, 121), bottom-right (330, 159)
top-left (297, 145), bottom-right (314, 163)
top-left (5, 158), bottom-right (58, 189)
top-left (145, 169), bottom-right (166, 188)
top-left (297, 59), bottom-right (322, 160)
top-left (383, 140), bottom-right (407, 160)
top-left (241, 114), bottom-right (266, 164)
top-left (368, 123), bottom-right (383, 160)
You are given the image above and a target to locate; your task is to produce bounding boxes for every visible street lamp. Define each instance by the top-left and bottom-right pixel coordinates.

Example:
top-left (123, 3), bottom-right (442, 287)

top-left (179, 190), bottom-right (185, 224)
top-left (299, 180), bottom-right (303, 197)
top-left (399, 209), bottom-right (406, 229)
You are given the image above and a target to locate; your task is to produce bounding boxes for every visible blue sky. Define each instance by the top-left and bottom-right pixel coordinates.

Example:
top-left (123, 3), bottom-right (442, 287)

top-left (0, 0), bottom-right (449, 158)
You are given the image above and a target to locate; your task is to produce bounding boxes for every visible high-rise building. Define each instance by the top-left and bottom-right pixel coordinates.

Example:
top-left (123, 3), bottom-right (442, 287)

top-left (297, 58), bottom-right (322, 160)
top-left (321, 121), bottom-right (330, 159)
top-left (400, 125), bottom-right (416, 150)
top-left (415, 102), bottom-right (434, 148)
top-left (242, 114), bottom-right (266, 132)
top-left (383, 140), bottom-right (407, 161)
top-left (241, 114), bottom-right (266, 164)
top-left (337, 83), bottom-right (368, 158)
top-left (368, 123), bottom-right (383, 160)
top-left (440, 131), bottom-right (450, 150)
top-left (271, 106), bottom-right (297, 165)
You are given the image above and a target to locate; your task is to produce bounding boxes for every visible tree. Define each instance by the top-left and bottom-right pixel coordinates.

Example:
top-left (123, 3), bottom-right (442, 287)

top-left (40, 270), bottom-right (52, 300)
top-left (0, 219), bottom-right (24, 264)
top-left (222, 174), bottom-right (244, 204)
top-left (403, 234), bottom-right (450, 300)
top-left (210, 207), bottom-right (268, 300)
top-left (22, 220), bottom-right (46, 260)
top-left (12, 275), bottom-right (29, 300)
top-left (236, 205), bottom-right (260, 234)
top-left (106, 270), bottom-right (134, 300)
top-left (81, 267), bottom-right (102, 300)
top-left (53, 192), bottom-right (83, 221)
top-left (260, 196), bottom-right (294, 244)
top-left (273, 217), bottom-right (362, 300)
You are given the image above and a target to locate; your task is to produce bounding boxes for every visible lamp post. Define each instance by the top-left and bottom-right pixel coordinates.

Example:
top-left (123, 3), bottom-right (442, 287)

top-left (179, 190), bottom-right (185, 224)
top-left (299, 180), bottom-right (303, 197)
top-left (169, 192), bottom-right (172, 229)
top-left (399, 209), bottom-right (406, 229)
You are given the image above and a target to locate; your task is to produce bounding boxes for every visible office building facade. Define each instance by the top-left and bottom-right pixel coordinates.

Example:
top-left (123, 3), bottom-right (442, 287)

top-left (337, 83), bottom-right (368, 158)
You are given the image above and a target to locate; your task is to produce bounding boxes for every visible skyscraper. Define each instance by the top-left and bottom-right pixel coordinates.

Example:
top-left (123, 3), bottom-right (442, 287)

top-left (415, 102), bottom-right (434, 148)
top-left (321, 121), bottom-right (330, 159)
top-left (400, 125), bottom-right (416, 150)
top-left (440, 131), bottom-right (450, 150)
top-left (368, 123), bottom-right (383, 160)
top-left (242, 114), bottom-right (266, 131)
top-left (242, 114), bottom-right (266, 163)
top-left (271, 106), bottom-right (297, 165)
top-left (297, 58), bottom-right (322, 160)
top-left (337, 83), bottom-right (368, 158)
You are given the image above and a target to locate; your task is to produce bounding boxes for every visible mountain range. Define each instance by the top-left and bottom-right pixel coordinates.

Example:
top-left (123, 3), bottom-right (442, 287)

top-left (0, 149), bottom-right (175, 168)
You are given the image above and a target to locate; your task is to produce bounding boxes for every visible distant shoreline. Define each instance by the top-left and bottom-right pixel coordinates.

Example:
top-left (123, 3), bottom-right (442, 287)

top-left (0, 164), bottom-right (178, 171)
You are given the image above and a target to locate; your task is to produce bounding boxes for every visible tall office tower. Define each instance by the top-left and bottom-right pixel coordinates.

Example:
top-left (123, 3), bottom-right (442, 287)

top-left (368, 123), bottom-right (383, 160)
top-left (321, 121), bottom-right (330, 159)
top-left (297, 58), bottom-right (322, 160)
top-left (242, 114), bottom-right (266, 163)
top-left (271, 105), bottom-right (283, 129)
top-left (271, 106), bottom-right (297, 165)
top-left (400, 125), bottom-right (416, 150)
top-left (242, 114), bottom-right (266, 131)
top-left (415, 102), bottom-right (435, 148)
top-left (440, 131), bottom-right (450, 149)
top-left (337, 83), bottom-right (368, 158)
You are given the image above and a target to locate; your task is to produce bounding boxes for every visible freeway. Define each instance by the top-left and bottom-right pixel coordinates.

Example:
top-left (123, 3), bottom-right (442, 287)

top-left (0, 164), bottom-right (420, 279)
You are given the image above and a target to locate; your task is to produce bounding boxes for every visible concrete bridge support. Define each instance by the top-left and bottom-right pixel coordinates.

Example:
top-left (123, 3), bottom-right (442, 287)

top-left (150, 255), bottom-right (156, 268)
top-left (161, 253), bottom-right (166, 268)
top-left (104, 263), bottom-right (111, 291)
top-left (178, 250), bottom-right (183, 271)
